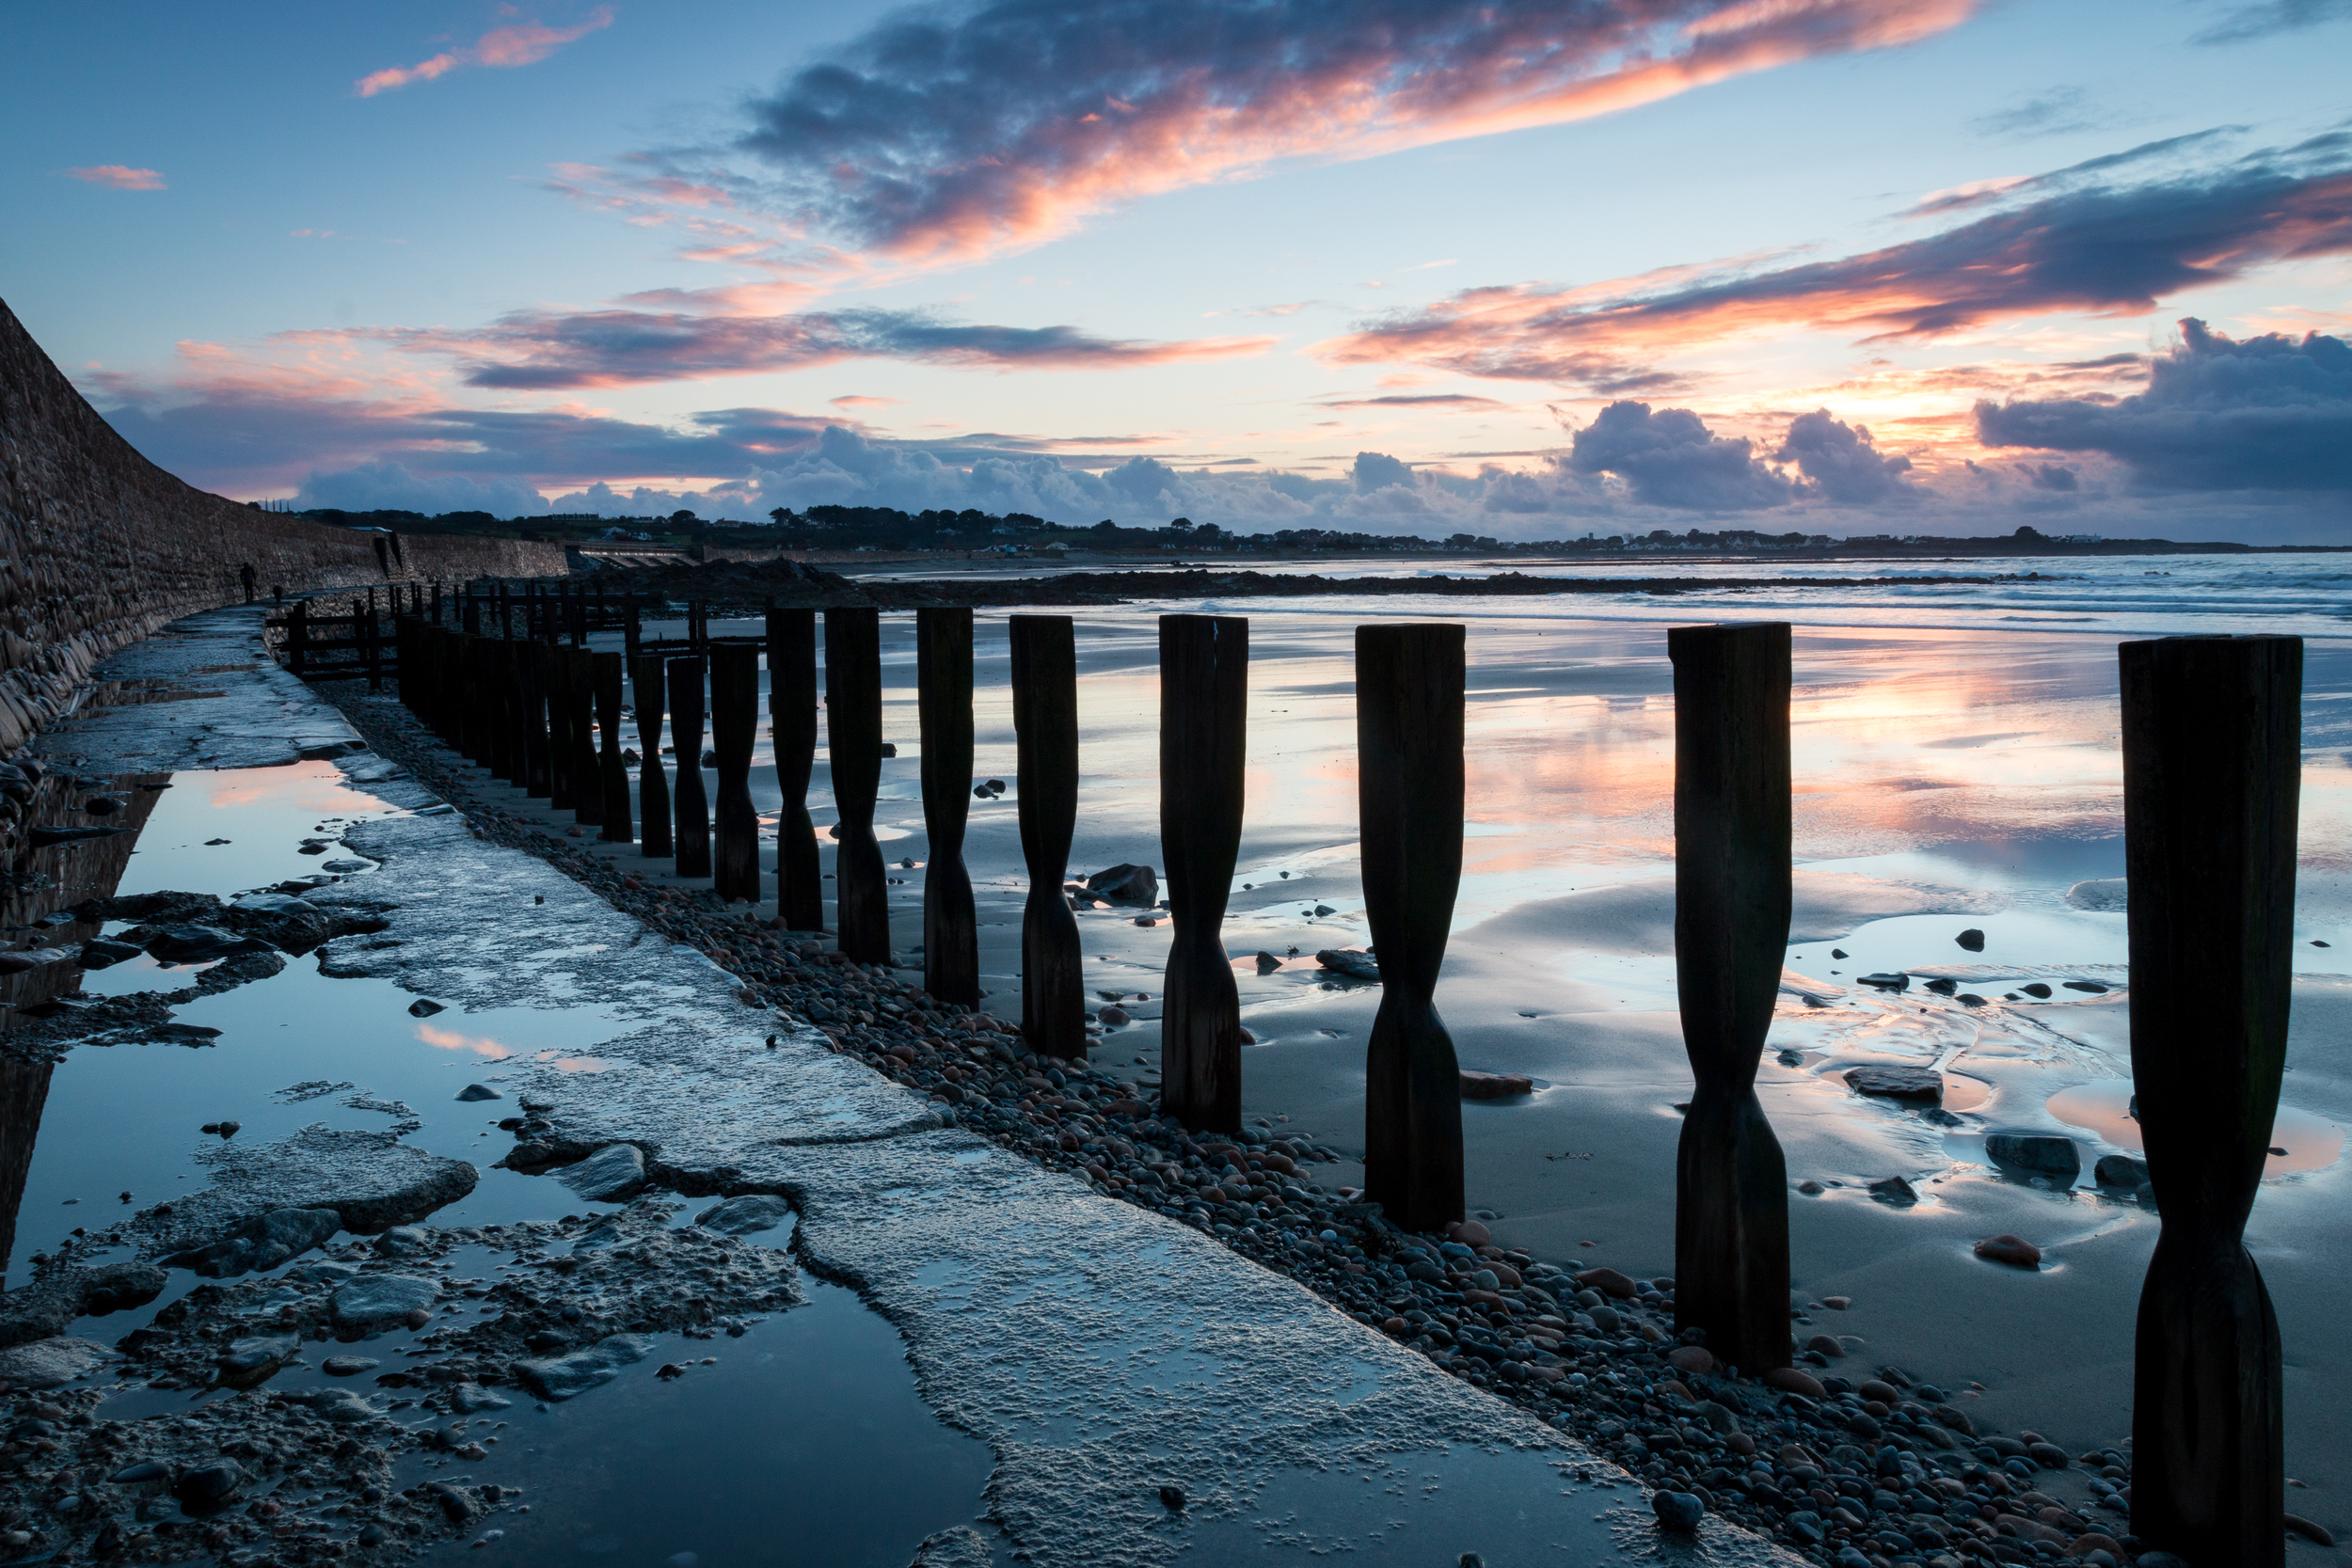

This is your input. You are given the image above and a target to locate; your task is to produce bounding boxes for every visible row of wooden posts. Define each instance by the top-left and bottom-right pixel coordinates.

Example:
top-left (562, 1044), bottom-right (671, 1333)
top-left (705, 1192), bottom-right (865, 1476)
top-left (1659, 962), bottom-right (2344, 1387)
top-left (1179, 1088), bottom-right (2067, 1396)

top-left (391, 604), bottom-right (2297, 1568)
top-left (276, 581), bottom-right (725, 688)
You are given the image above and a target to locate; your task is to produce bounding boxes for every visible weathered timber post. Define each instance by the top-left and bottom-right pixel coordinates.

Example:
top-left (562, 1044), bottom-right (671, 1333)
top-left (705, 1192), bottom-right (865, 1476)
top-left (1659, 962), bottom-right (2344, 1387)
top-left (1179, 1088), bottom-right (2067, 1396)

top-left (594, 652), bottom-right (633, 844)
top-left (393, 616), bottom-right (413, 711)
top-left (463, 588), bottom-right (482, 636)
top-left (624, 594), bottom-right (641, 659)
top-left (1358, 624), bottom-right (1468, 1233)
top-left (456, 634), bottom-right (487, 767)
top-left (769, 607), bottom-right (822, 930)
top-left (518, 640), bottom-right (550, 798)
top-left (286, 601), bottom-right (309, 679)
top-left (570, 585), bottom-right (588, 647)
top-left (541, 643), bottom-right (575, 810)
top-left (2123, 634), bottom-right (2300, 1568)
top-left (485, 639), bottom-right (518, 783)
top-left (567, 648), bottom-right (602, 828)
top-left (916, 608), bottom-right (978, 1005)
top-left (1668, 621), bottom-right (1794, 1375)
top-left (826, 608), bottom-right (890, 963)
top-left (1159, 613), bottom-right (1248, 1132)
top-left (363, 594), bottom-right (382, 691)
top-left (669, 655), bottom-right (711, 878)
top-left (429, 582), bottom-right (441, 627)
top-left (708, 644), bottom-right (761, 900)
top-left (630, 655), bottom-right (672, 857)
top-left (1010, 614), bottom-right (1083, 1057)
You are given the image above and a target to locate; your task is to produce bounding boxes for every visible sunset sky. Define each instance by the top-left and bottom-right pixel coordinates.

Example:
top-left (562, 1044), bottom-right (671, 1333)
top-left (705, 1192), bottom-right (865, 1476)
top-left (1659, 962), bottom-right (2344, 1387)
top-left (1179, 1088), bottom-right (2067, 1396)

top-left (6, 0), bottom-right (2348, 541)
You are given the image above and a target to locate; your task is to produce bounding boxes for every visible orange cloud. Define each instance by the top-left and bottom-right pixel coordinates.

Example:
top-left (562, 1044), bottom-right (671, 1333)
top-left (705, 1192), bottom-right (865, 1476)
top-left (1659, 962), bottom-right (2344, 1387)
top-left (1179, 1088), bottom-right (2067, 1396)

top-left (61, 165), bottom-right (166, 191)
top-left (357, 8), bottom-right (613, 97)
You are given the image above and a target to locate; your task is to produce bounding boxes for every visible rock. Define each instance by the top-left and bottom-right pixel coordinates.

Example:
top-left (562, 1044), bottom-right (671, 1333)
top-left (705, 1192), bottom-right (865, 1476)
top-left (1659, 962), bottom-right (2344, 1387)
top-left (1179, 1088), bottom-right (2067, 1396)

top-left (2066, 879), bottom-right (2127, 912)
top-left (1575, 1266), bottom-right (1637, 1299)
top-left (1446, 1219), bottom-right (1491, 1247)
top-left (306, 1388), bottom-right (377, 1424)
top-left (1868, 1176), bottom-right (1919, 1205)
top-left (0, 1337), bottom-right (108, 1389)
top-left (1084, 863), bottom-right (1160, 906)
top-left (1924, 976), bottom-right (1958, 994)
top-left (321, 1355), bottom-right (379, 1376)
top-left (78, 1260), bottom-right (166, 1316)
top-left (1973, 1234), bottom-right (2042, 1268)
top-left (1956, 928), bottom-right (1986, 951)
top-left (1985, 1134), bottom-right (2081, 1180)
top-left (2062, 979), bottom-right (2110, 993)
top-left (107, 1462), bottom-right (171, 1489)
top-left (1764, 1366), bottom-right (1825, 1397)
top-left (1255, 951), bottom-right (1280, 974)
top-left (452, 1382), bottom-right (513, 1413)
top-left (1458, 1070), bottom-right (1533, 1100)
top-left (694, 1194), bottom-right (793, 1236)
top-left (1857, 972), bottom-right (1911, 990)
top-left (455, 1084), bottom-right (502, 1101)
top-left (1666, 1345), bottom-right (1715, 1376)
top-left (557, 1143), bottom-right (649, 1203)
top-left (1804, 1334), bottom-right (1846, 1357)
top-left (0, 946), bottom-right (73, 974)
top-left (408, 998), bottom-right (446, 1017)
top-left (1316, 949), bottom-right (1381, 981)
top-left (1857, 1377), bottom-right (1900, 1403)
top-left (140, 1125), bottom-right (479, 1247)
top-left (145, 925), bottom-right (272, 963)
top-left (1845, 1065), bottom-right (1943, 1101)
top-left (329, 1274), bottom-right (439, 1331)
top-left (77, 937), bottom-right (144, 969)
top-left (2093, 1154), bottom-right (2150, 1189)
top-left (158, 1207), bottom-right (341, 1278)
top-left (515, 1332), bottom-right (658, 1401)
top-left (908, 1525), bottom-right (995, 1567)
top-left (1098, 1006), bottom-right (1132, 1026)
top-left (1821, 1294), bottom-right (1850, 1308)
top-left (216, 1333), bottom-right (301, 1386)
top-left (173, 1462), bottom-right (246, 1508)
top-left (1653, 1490), bottom-right (1707, 1530)
top-left (1159, 1485), bottom-right (1186, 1511)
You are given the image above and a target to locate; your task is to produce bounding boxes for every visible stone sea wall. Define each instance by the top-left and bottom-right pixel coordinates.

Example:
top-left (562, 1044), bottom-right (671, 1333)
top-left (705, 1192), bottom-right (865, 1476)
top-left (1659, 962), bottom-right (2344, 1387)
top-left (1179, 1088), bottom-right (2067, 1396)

top-left (0, 296), bottom-right (563, 758)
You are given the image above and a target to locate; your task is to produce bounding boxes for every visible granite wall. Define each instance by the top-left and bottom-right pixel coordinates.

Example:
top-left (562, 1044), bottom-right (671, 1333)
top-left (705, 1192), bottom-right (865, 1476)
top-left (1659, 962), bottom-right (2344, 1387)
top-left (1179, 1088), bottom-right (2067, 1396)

top-left (0, 296), bottom-right (564, 758)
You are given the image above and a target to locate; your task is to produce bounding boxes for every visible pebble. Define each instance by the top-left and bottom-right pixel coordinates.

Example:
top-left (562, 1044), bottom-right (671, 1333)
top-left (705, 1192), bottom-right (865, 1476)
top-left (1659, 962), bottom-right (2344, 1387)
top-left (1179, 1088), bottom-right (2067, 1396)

top-left (456, 1083), bottom-right (503, 1102)
top-left (321, 1355), bottom-right (379, 1375)
top-left (1973, 1234), bottom-right (2043, 1268)
top-left (1652, 1490), bottom-right (1707, 1530)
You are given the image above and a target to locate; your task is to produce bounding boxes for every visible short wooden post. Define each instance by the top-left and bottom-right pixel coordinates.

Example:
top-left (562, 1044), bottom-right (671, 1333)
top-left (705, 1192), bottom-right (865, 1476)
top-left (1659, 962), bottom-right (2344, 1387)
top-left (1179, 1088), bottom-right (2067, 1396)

top-left (520, 641), bottom-right (552, 799)
top-left (917, 608), bottom-right (979, 1005)
top-left (463, 588), bottom-right (482, 636)
top-left (1010, 614), bottom-right (1083, 1057)
top-left (631, 655), bottom-right (672, 857)
top-left (567, 648), bottom-right (602, 827)
top-left (1668, 621), bottom-right (1794, 1375)
top-left (625, 594), bottom-right (642, 659)
top-left (769, 608), bottom-right (823, 930)
top-left (594, 651), bottom-right (633, 843)
top-left (826, 607), bottom-right (890, 963)
top-left (287, 601), bottom-right (309, 679)
top-left (1359, 625), bottom-right (1467, 1234)
top-left (2123, 634), bottom-right (2300, 1568)
top-left (1159, 613), bottom-right (1248, 1132)
top-left (669, 655), bottom-right (711, 878)
top-left (708, 644), bottom-right (761, 900)
top-left (486, 639), bottom-right (518, 783)
top-left (363, 594), bottom-right (382, 691)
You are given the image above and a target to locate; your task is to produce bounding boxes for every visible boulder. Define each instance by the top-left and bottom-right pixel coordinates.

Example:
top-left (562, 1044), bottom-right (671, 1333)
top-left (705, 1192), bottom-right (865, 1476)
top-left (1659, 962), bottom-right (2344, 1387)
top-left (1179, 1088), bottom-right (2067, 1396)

top-left (1316, 949), bottom-right (1381, 982)
top-left (329, 1274), bottom-right (438, 1331)
top-left (1083, 863), bottom-right (1160, 906)
top-left (2093, 1154), bottom-right (2151, 1189)
top-left (556, 1143), bottom-right (650, 1203)
top-left (1984, 1134), bottom-right (2081, 1180)
top-left (455, 1084), bottom-right (502, 1102)
top-left (1844, 1065), bottom-right (1943, 1101)
top-left (1973, 1234), bottom-right (2042, 1268)
top-left (144, 926), bottom-right (273, 964)
top-left (78, 1261), bottom-right (166, 1316)
top-left (1956, 928), bottom-right (1986, 952)
top-left (514, 1333), bottom-right (658, 1401)
top-left (159, 1207), bottom-right (342, 1278)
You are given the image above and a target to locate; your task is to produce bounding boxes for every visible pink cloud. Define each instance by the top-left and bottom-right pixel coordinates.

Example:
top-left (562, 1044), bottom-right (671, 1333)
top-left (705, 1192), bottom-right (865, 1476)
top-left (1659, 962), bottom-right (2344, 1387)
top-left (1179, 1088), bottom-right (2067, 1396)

top-left (356, 7), bottom-right (613, 97)
top-left (60, 165), bottom-right (167, 191)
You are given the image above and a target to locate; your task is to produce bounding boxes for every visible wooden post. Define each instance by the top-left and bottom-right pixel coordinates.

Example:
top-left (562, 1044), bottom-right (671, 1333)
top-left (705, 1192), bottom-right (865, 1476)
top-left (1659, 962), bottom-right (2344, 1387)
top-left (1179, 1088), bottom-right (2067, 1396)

top-left (485, 639), bottom-right (518, 783)
top-left (2122, 634), bottom-right (2299, 1568)
top-left (542, 642), bottom-right (575, 809)
top-left (916, 608), bottom-right (978, 1005)
top-left (1358, 624), bottom-right (1467, 1234)
top-left (625, 594), bottom-right (641, 659)
top-left (631, 655), bottom-right (673, 858)
top-left (669, 655), bottom-right (711, 878)
top-left (518, 641), bottom-right (550, 798)
top-left (463, 588), bottom-right (481, 636)
top-left (708, 644), bottom-right (761, 900)
top-left (567, 648), bottom-right (602, 827)
top-left (1668, 621), bottom-right (1794, 1376)
top-left (287, 601), bottom-right (309, 679)
top-left (1010, 614), bottom-right (1083, 1057)
top-left (826, 608), bottom-right (890, 963)
top-left (769, 607), bottom-right (823, 931)
top-left (1159, 613), bottom-right (1248, 1132)
top-left (594, 651), bottom-right (633, 844)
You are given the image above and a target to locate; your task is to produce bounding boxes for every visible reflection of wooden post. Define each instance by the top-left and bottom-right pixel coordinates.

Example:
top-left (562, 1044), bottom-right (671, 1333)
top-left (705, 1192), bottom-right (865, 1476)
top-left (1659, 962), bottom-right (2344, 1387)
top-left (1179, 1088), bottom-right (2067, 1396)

top-left (1669, 621), bottom-right (1794, 1376)
top-left (1359, 624), bottom-right (1467, 1234)
top-left (917, 608), bottom-right (978, 1004)
top-left (769, 608), bottom-right (822, 930)
top-left (1010, 615), bottom-right (1082, 1056)
top-left (567, 648), bottom-right (603, 828)
top-left (826, 608), bottom-right (889, 963)
top-left (1159, 613), bottom-right (1248, 1132)
top-left (669, 655), bottom-right (710, 878)
top-left (631, 655), bottom-right (672, 857)
top-left (709, 644), bottom-right (761, 901)
top-left (595, 652), bottom-right (633, 843)
top-left (2122, 634), bottom-right (2299, 1568)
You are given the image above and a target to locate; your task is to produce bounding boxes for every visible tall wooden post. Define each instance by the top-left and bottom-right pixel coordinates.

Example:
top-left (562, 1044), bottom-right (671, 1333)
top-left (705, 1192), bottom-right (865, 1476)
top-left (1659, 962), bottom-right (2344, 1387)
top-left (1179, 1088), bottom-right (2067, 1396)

top-left (1359, 625), bottom-right (1467, 1234)
top-left (2123, 634), bottom-right (2299, 1568)
top-left (518, 640), bottom-right (550, 798)
top-left (769, 608), bottom-right (823, 930)
top-left (543, 643), bottom-right (575, 809)
top-left (1011, 615), bottom-right (1083, 1057)
top-left (463, 635), bottom-right (492, 768)
top-left (708, 644), bottom-right (761, 901)
top-left (917, 608), bottom-right (978, 1004)
top-left (826, 608), bottom-right (890, 963)
top-left (631, 655), bottom-right (672, 857)
top-left (362, 595), bottom-right (382, 691)
top-left (1159, 613), bottom-right (1248, 1132)
top-left (624, 594), bottom-right (641, 659)
top-left (669, 655), bottom-right (711, 878)
top-left (594, 652), bottom-right (633, 843)
top-left (287, 601), bottom-right (309, 679)
top-left (567, 648), bottom-right (603, 828)
top-left (1668, 621), bottom-right (1794, 1375)
top-left (485, 640), bottom-right (518, 784)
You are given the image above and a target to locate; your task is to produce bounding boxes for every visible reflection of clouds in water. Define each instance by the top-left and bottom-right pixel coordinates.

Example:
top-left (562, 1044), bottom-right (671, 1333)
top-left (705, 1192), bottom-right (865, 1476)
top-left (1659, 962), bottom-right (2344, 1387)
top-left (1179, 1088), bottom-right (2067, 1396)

top-left (193, 760), bottom-right (388, 816)
top-left (2047, 1079), bottom-right (2344, 1178)
top-left (416, 1023), bottom-right (514, 1060)
top-left (536, 1053), bottom-right (617, 1073)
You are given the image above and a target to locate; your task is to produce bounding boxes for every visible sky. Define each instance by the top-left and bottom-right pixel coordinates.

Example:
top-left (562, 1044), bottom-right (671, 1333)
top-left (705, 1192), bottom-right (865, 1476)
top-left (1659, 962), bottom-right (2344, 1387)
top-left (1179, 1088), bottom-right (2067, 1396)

top-left (5, 0), bottom-right (2349, 543)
